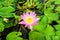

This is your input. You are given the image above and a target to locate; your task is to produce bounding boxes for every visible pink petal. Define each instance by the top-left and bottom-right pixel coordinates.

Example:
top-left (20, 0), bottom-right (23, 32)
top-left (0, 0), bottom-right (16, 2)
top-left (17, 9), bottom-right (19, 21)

top-left (19, 21), bottom-right (25, 24)
top-left (26, 12), bottom-right (29, 16)
top-left (30, 11), bottom-right (33, 14)
top-left (32, 12), bottom-right (35, 15)
top-left (33, 14), bottom-right (36, 17)
top-left (36, 18), bottom-right (40, 21)
top-left (21, 15), bottom-right (23, 18)
top-left (34, 18), bottom-right (40, 21)
top-left (25, 24), bottom-right (28, 28)
top-left (30, 12), bottom-right (33, 15)
top-left (29, 25), bottom-right (32, 30)
top-left (23, 14), bottom-right (26, 17)
top-left (21, 15), bottom-right (25, 19)
top-left (32, 18), bottom-right (40, 25)
top-left (30, 12), bottom-right (36, 17)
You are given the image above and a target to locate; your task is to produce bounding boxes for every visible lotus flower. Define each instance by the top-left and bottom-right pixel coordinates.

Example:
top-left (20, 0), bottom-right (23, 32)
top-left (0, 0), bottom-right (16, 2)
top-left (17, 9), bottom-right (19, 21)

top-left (19, 11), bottom-right (39, 30)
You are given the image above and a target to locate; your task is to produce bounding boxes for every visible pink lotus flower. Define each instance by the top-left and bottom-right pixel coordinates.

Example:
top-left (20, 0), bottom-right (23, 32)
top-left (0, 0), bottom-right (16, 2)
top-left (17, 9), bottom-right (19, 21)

top-left (19, 11), bottom-right (39, 30)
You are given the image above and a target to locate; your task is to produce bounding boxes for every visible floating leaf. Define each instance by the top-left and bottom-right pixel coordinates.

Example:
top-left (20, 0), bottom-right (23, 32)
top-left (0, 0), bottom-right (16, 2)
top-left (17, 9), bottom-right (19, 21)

top-left (6, 32), bottom-right (22, 40)
top-left (0, 18), bottom-right (4, 32)
top-left (56, 31), bottom-right (60, 38)
top-left (52, 36), bottom-right (59, 40)
top-left (29, 31), bottom-right (45, 40)
top-left (9, 0), bottom-right (15, 3)
top-left (55, 25), bottom-right (60, 31)
top-left (44, 25), bottom-right (55, 36)
top-left (0, 24), bottom-right (4, 32)
top-left (0, 12), bottom-right (15, 18)
top-left (55, 6), bottom-right (60, 13)
top-left (0, 6), bottom-right (15, 13)
top-left (55, 0), bottom-right (60, 4)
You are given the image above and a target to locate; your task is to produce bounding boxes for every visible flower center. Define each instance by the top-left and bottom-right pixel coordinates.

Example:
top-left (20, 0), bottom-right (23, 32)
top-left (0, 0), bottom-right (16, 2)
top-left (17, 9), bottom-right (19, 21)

top-left (25, 16), bottom-right (34, 24)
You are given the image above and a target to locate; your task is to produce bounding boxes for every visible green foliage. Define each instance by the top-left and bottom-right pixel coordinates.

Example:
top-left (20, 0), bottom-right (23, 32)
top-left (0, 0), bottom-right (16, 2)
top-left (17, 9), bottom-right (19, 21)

top-left (44, 25), bottom-right (55, 36)
top-left (9, 0), bottom-right (15, 3)
top-left (6, 31), bottom-right (22, 40)
top-left (0, 18), bottom-right (4, 32)
top-left (0, 22), bottom-right (4, 32)
top-left (29, 0), bottom-right (60, 40)
top-left (55, 25), bottom-right (60, 31)
top-left (0, 6), bottom-right (15, 13)
top-left (43, 0), bottom-right (60, 40)
top-left (55, 6), bottom-right (60, 13)
top-left (29, 31), bottom-right (45, 40)
top-left (57, 20), bottom-right (60, 24)
top-left (52, 36), bottom-right (59, 40)
top-left (0, 0), bottom-right (21, 32)
top-left (17, 0), bottom-right (43, 13)
top-left (33, 15), bottom-right (48, 32)
top-left (0, 0), bottom-right (17, 7)
top-left (55, 0), bottom-right (60, 4)
top-left (0, 0), bottom-right (60, 40)
top-left (44, 5), bottom-right (59, 23)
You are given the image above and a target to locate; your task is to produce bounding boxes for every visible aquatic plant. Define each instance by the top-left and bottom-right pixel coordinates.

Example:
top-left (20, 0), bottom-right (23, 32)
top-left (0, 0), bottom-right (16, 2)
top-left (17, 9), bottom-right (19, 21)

top-left (0, 0), bottom-right (60, 40)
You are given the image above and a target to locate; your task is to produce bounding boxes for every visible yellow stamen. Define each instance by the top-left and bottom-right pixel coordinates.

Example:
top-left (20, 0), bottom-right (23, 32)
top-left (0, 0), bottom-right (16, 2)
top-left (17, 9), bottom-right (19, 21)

top-left (25, 16), bottom-right (34, 24)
